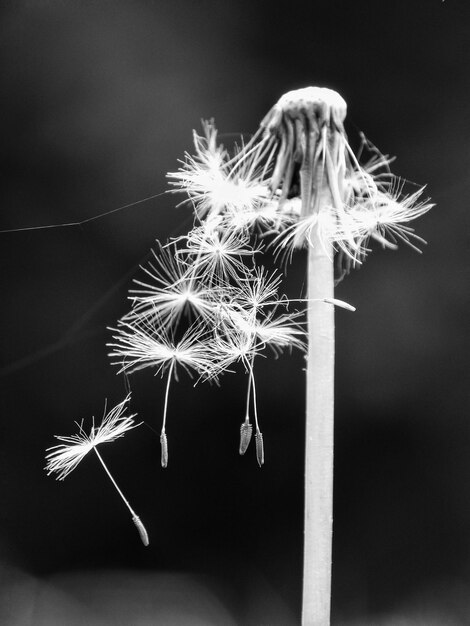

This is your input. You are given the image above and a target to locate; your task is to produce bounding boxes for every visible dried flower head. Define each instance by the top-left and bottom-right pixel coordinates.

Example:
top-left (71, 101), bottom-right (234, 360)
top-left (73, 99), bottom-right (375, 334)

top-left (169, 88), bottom-right (431, 281)
top-left (259, 87), bottom-right (433, 274)
top-left (261, 86), bottom-right (349, 219)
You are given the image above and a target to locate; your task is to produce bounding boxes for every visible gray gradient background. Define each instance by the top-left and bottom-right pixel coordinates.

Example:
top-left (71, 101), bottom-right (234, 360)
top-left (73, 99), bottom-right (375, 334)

top-left (0, 1), bottom-right (469, 624)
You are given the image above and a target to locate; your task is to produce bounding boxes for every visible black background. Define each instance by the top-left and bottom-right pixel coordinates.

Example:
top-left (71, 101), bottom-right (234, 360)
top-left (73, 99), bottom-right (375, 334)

top-left (0, 1), bottom-right (469, 624)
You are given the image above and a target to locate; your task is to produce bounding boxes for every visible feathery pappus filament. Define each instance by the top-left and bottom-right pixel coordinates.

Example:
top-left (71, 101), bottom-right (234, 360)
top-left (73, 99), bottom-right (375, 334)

top-left (45, 395), bottom-right (149, 547)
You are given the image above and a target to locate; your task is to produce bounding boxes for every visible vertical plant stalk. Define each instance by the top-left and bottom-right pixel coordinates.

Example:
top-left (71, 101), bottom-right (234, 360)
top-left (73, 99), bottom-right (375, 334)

top-left (302, 222), bottom-right (335, 626)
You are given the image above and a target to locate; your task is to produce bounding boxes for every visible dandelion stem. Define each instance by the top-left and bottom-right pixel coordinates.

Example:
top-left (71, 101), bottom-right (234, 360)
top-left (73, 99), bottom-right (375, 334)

top-left (302, 221), bottom-right (335, 625)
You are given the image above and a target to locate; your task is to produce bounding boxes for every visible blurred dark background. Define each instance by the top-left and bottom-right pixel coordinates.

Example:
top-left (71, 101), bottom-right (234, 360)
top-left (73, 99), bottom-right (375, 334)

top-left (0, 1), bottom-right (469, 624)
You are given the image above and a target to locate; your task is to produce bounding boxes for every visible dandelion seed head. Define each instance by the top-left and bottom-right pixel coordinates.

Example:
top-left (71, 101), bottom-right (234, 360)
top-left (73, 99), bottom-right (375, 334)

top-left (247, 87), bottom-right (432, 271)
top-left (263, 87), bottom-right (347, 137)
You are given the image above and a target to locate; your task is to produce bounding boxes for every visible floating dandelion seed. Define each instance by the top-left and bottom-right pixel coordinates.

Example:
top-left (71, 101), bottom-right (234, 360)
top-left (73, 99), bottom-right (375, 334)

top-left (107, 321), bottom-right (215, 377)
top-left (45, 395), bottom-right (149, 546)
top-left (208, 326), bottom-right (267, 464)
top-left (126, 243), bottom-right (217, 327)
top-left (231, 266), bottom-right (284, 316)
top-left (231, 355), bottom-right (264, 465)
top-left (255, 430), bottom-right (264, 468)
top-left (167, 120), bottom-right (272, 222)
top-left (108, 323), bottom-right (216, 467)
top-left (253, 310), bottom-right (306, 355)
top-left (175, 224), bottom-right (260, 284)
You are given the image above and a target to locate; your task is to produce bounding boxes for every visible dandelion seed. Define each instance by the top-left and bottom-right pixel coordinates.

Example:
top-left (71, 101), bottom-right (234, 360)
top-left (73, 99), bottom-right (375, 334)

top-left (132, 515), bottom-right (149, 547)
top-left (216, 296), bottom-right (304, 458)
top-left (225, 196), bottom-right (295, 235)
top-left (158, 358), bottom-right (175, 468)
top-left (231, 266), bottom-right (283, 316)
top-left (221, 292), bottom-right (306, 358)
top-left (253, 310), bottom-right (306, 356)
top-left (346, 184), bottom-right (433, 257)
top-left (45, 395), bottom-right (149, 546)
top-left (255, 430), bottom-right (264, 467)
top-left (167, 120), bottom-right (227, 218)
top-left (209, 323), bottom-right (261, 377)
top-left (177, 225), bottom-right (259, 284)
top-left (108, 321), bottom-right (215, 378)
top-left (322, 297), bottom-right (356, 312)
top-left (273, 201), bottom-right (344, 265)
top-left (239, 420), bottom-right (253, 455)
top-left (160, 431), bottom-right (168, 468)
top-left (108, 323), bottom-right (217, 466)
top-left (265, 295), bottom-right (355, 312)
top-left (167, 120), bottom-right (272, 222)
top-left (227, 351), bottom-right (264, 466)
top-left (126, 244), bottom-right (217, 327)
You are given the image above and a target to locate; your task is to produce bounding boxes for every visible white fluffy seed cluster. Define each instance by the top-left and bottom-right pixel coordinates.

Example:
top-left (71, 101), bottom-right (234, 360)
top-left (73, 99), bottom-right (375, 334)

top-left (45, 88), bottom-right (432, 538)
top-left (106, 87), bottom-right (431, 465)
